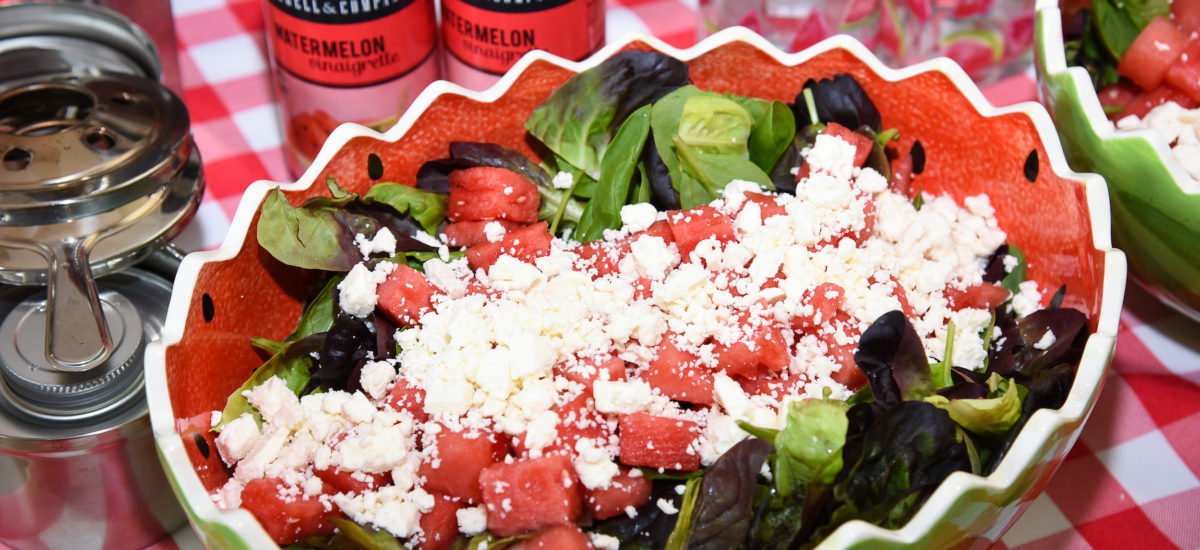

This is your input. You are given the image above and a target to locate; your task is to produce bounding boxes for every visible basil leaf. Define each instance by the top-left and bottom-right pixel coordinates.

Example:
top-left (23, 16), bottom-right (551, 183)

top-left (676, 95), bottom-right (753, 153)
top-left (576, 105), bottom-right (652, 242)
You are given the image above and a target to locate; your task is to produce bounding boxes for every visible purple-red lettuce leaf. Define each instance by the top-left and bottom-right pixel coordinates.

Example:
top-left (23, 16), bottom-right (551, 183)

top-left (680, 438), bottom-right (774, 550)
top-left (641, 130), bottom-right (680, 210)
top-left (307, 310), bottom-right (377, 393)
top-left (790, 74), bottom-right (882, 132)
top-left (853, 310), bottom-right (934, 407)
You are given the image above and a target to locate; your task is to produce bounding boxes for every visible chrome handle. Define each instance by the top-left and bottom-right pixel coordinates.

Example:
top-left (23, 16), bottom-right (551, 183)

top-left (44, 238), bottom-right (113, 372)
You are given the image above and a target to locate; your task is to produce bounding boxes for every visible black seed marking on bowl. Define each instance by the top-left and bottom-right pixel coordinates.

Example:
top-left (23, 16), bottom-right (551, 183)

top-left (911, 140), bottom-right (926, 175)
top-left (202, 293), bottom-right (215, 323)
top-left (368, 153), bottom-right (384, 180)
top-left (193, 433), bottom-right (210, 459)
top-left (1024, 150), bottom-right (1039, 182)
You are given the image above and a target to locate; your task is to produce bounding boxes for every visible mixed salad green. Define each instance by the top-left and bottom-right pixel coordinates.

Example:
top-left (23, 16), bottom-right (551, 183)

top-left (221, 50), bottom-right (1089, 549)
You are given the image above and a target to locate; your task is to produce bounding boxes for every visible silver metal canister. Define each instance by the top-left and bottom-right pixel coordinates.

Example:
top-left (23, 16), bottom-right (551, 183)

top-left (0, 3), bottom-right (201, 548)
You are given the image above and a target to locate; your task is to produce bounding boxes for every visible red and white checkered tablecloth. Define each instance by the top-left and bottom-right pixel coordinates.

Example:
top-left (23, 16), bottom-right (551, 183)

top-left (152, 0), bottom-right (1200, 548)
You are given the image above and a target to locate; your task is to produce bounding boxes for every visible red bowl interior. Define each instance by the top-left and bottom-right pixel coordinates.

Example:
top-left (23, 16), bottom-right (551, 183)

top-left (165, 39), bottom-right (1104, 492)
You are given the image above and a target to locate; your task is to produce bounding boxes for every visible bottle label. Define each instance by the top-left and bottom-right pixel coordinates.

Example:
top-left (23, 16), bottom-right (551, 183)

top-left (441, 0), bottom-right (605, 75)
top-left (265, 0), bottom-right (437, 87)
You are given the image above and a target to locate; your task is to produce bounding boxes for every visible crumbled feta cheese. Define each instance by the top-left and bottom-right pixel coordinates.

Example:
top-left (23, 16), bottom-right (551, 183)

top-left (552, 170), bottom-right (574, 189)
top-left (457, 506), bottom-right (488, 535)
top-left (356, 228), bottom-right (398, 258)
top-left (214, 413), bottom-right (261, 465)
top-left (338, 261), bottom-right (397, 317)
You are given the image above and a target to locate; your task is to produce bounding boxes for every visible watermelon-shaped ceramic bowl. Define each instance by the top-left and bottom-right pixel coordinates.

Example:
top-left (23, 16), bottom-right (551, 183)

top-left (1034, 0), bottom-right (1200, 322)
top-left (145, 28), bottom-right (1124, 549)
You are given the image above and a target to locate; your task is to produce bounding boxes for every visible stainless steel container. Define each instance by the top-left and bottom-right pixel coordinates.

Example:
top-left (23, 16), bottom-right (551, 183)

top-left (0, 3), bottom-right (201, 548)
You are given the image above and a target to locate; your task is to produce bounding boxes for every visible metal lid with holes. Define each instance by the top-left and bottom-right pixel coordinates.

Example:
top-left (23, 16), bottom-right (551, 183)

top-left (0, 2), bottom-right (161, 82)
top-left (0, 3), bottom-right (203, 377)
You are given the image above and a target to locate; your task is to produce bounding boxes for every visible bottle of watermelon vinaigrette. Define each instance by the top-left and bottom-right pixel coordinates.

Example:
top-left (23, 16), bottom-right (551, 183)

top-left (439, 0), bottom-right (605, 90)
top-left (263, 0), bottom-right (440, 178)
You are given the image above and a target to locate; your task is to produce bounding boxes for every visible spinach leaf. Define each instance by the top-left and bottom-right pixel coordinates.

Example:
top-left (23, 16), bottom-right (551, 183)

top-left (214, 333), bottom-right (323, 430)
top-left (362, 182), bottom-right (446, 236)
top-left (575, 104), bottom-right (652, 242)
top-left (683, 438), bottom-right (774, 550)
top-left (215, 277), bottom-right (338, 430)
top-left (730, 96), bottom-right (796, 175)
top-left (1092, 0), bottom-right (1143, 59)
top-left (299, 517), bottom-right (404, 550)
top-left (525, 50), bottom-right (690, 178)
top-left (257, 180), bottom-right (440, 271)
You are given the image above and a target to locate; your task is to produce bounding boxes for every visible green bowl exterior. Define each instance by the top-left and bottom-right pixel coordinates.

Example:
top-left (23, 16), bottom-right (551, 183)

top-left (1034, 9), bottom-right (1200, 321)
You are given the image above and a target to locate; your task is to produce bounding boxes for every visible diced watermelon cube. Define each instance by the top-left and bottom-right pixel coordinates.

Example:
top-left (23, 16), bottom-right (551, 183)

top-left (739, 372), bottom-right (806, 403)
top-left (808, 310), bottom-right (866, 390)
top-left (511, 524), bottom-right (594, 550)
top-left (666, 205), bottom-right (736, 258)
top-left (479, 454), bottom-right (583, 537)
top-left (1165, 40), bottom-right (1200, 102)
top-left (1118, 81), bottom-right (1200, 119)
top-left (631, 219), bottom-right (675, 243)
top-left (822, 122), bottom-right (873, 166)
top-left (554, 353), bottom-right (627, 390)
top-left (419, 492), bottom-right (464, 550)
top-left (466, 221), bottom-right (553, 272)
top-left (447, 166), bottom-right (540, 223)
top-left (642, 336), bottom-right (715, 405)
top-left (441, 219), bottom-right (522, 248)
top-left (513, 391), bottom-right (612, 458)
top-left (952, 0), bottom-right (993, 18)
top-left (944, 282), bottom-right (1010, 312)
top-left (1118, 17), bottom-right (1190, 91)
top-left (791, 282), bottom-right (846, 331)
top-left (715, 305), bottom-right (791, 378)
top-left (1098, 81), bottom-right (1142, 120)
top-left (632, 277), bottom-right (654, 301)
top-left (1174, 0), bottom-right (1200, 33)
top-left (377, 263), bottom-right (440, 327)
top-left (617, 413), bottom-right (701, 471)
top-left (314, 466), bottom-right (389, 494)
top-left (419, 426), bottom-right (509, 504)
top-left (385, 376), bottom-right (429, 423)
top-left (240, 477), bottom-right (338, 545)
top-left (574, 239), bottom-right (626, 278)
top-left (585, 468), bottom-right (653, 520)
top-left (741, 191), bottom-right (788, 220)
